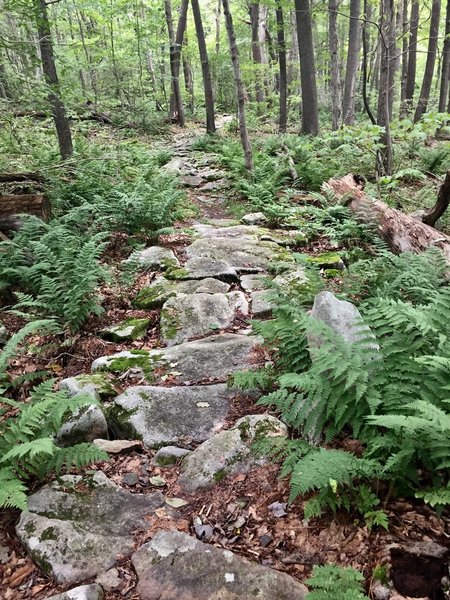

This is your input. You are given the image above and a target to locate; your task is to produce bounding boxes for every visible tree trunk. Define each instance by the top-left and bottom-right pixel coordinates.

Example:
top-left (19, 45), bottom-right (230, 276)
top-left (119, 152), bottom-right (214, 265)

top-left (399, 0), bottom-right (409, 116)
top-left (438, 0), bottom-right (450, 112)
top-left (362, 0), bottom-right (376, 124)
top-left (164, 0), bottom-right (177, 119)
top-left (377, 0), bottom-right (394, 175)
top-left (250, 2), bottom-right (265, 104)
top-left (294, 0), bottom-right (320, 135)
top-left (33, 0), bottom-right (73, 160)
top-left (324, 173), bottom-right (450, 265)
top-left (276, 0), bottom-right (288, 133)
top-left (405, 0), bottom-right (419, 114)
top-left (328, 0), bottom-right (342, 130)
top-left (182, 39), bottom-right (194, 113)
top-left (414, 0), bottom-right (441, 122)
top-left (342, 0), bottom-right (361, 125)
top-left (222, 0), bottom-right (253, 171)
top-left (0, 194), bottom-right (51, 233)
top-left (422, 170), bottom-right (450, 226)
top-left (191, 0), bottom-right (216, 133)
top-left (165, 0), bottom-right (189, 126)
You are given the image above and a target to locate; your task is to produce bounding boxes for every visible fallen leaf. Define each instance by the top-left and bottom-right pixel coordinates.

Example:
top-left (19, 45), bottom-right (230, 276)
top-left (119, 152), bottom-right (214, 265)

top-left (150, 476), bottom-right (166, 487)
top-left (165, 497), bottom-right (188, 508)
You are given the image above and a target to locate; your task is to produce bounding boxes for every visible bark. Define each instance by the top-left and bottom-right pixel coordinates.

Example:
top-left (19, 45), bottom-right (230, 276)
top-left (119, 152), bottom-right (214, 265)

top-left (422, 171), bottom-right (450, 226)
top-left (164, 0), bottom-right (177, 119)
top-left (222, 0), bottom-right (253, 171)
top-left (438, 0), bottom-right (450, 112)
top-left (182, 39), bottom-right (194, 113)
top-left (250, 2), bottom-right (265, 103)
top-left (405, 0), bottom-right (419, 113)
top-left (165, 0), bottom-right (189, 126)
top-left (324, 173), bottom-right (450, 265)
top-left (377, 0), bottom-right (394, 175)
top-left (414, 0), bottom-right (441, 122)
top-left (191, 0), bottom-right (216, 133)
top-left (328, 0), bottom-right (342, 130)
top-left (0, 194), bottom-right (51, 232)
top-left (342, 0), bottom-right (361, 125)
top-left (400, 0), bottom-right (409, 116)
top-left (389, 0), bottom-right (403, 119)
top-left (33, 0), bottom-right (73, 160)
top-left (294, 0), bottom-right (320, 135)
top-left (276, 0), bottom-right (288, 133)
top-left (362, 0), bottom-right (376, 124)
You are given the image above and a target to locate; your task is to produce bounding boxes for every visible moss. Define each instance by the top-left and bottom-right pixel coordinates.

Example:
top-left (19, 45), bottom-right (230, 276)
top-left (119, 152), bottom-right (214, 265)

top-left (165, 267), bottom-right (190, 281)
top-left (40, 527), bottom-right (58, 541)
top-left (75, 373), bottom-right (117, 398)
top-left (101, 318), bottom-right (150, 342)
top-left (307, 252), bottom-right (344, 269)
top-left (213, 469), bottom-right (226, 482)
top-left (237, 420), bottom-right (251, 441)
top-left (105, 351), bottom-right (163, 382)
top-left (107, 404), bottom-right (140, 441)
top-left (133, 284), bottom-right (173, 309)
top-left (24, 522), bottom-right (36, 535)
top-left (30, 549), bottom-right (52, 575)
top-left (160, 306), bottom-right (182, 340)
top-left (161, 257), bottom-right (179, 270)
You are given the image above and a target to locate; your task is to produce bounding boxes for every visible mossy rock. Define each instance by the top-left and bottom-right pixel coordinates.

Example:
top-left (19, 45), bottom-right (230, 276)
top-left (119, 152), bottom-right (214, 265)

top-left (100, 318), bottom-right (150, 342)
top-left (307, 252), bottom-right (345, 270)
top-left (60, 373), bottom-right (118, 400)
top-left (133, 281), bottom-right (175, 309)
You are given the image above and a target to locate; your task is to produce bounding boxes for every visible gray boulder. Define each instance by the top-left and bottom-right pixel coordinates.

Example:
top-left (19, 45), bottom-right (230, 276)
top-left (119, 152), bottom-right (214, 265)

top-left (309, 291), bottom-right (377, 347)
top-left (59, 374), bottom-right (117, 400)
top-left (132, 531), bottom-right (307, 600)
top-left (182, 174), bottom-right (204, 187)
top-left (44, 584), bottom-right (104, 600)
top-left (240, 274), bottom-right (270, 292)
top-left (16, 472), bottom-right (165, 585)
top-left (241, 212), bottom-right (268, 226)
top-left (109, 384), bottom-right (231, 448)
top-left (0, 322), bottom-right (7, 346)
top-left (251, 290), bottom-right (273, 318)
top-left (178, 414), bottom-right (287, 492)
top-left (57, 404), bottom-right (108, 446)
top-left (100, 318), bottom-right (149, 342)
top-left (92, 333), bottom-right (262, 384)
top-left (133, 276), bottom-right (231, 309)
top-left (153, 446), bottom-right (191, 466)
top-left (133, 246), bottom-right (179, 271)
top-left (160, 291), bottom-right (248, 346)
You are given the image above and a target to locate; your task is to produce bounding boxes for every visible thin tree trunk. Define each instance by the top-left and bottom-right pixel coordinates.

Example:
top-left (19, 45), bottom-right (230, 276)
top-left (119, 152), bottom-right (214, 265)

top-left (276, 0), bottom-right (288, 133)
top-left (414, 0), bottom-right (441, 122)
top-left (165, 0), bottom-right (189, 126)
top-left (400, 0), bottom-right (409, 116)
top-left (191, 0), bottom-right (216, 133)
top-left (33, 0), bottom-right (73, 160)
top-left (328, 0), bottom-right (341, 130)
top-left (389, 0), bottom-right (403, 119)
top-left (222, 0), bottom-right (253, 171)
top-left (294, 0), bottom-right (320, 135)
top-left (342, 0), bottom-right (361, 125)
top-left (439, 0), bottom-right (450, 112)
top-left (362, 0), bottom-right (376, 123)
top-left (250, 2), bottom-right (265, 104)
top-left (404, 0), bottom-right (419, 113)
top-left (182, 39), bottom-right (194, 112)
top-left (377, 0), bottom-right (394, 175)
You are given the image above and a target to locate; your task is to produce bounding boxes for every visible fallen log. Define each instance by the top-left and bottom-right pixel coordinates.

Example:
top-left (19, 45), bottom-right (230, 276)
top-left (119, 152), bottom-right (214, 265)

top-left (0, 194), bottom-right (51, 232)
top-left (323, 173), bottom-right (450, 265)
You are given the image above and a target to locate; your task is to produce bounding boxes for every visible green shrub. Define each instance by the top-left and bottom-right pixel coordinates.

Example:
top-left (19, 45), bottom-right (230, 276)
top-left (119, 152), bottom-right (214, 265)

top-left (305, 565), bottom-right (369, 600)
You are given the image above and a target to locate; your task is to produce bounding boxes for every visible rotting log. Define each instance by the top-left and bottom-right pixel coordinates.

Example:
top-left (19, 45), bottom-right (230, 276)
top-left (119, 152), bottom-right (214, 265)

top-left (0, 194), bottom-right (51, 232)
top-left (323, 173), bottom-right (450, 265)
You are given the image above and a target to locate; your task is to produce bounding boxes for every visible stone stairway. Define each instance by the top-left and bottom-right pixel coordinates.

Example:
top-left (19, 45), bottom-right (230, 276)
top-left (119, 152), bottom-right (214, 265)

top-left (15, 132), bottom-right (310, 600)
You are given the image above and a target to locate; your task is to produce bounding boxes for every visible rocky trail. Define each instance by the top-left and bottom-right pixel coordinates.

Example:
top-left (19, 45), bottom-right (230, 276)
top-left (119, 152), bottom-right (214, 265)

top-left (2, 129), bottom-right (449, 600)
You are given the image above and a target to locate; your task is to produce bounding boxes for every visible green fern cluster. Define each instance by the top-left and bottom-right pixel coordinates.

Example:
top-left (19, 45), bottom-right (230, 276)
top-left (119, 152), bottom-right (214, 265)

top-left (305, 565), bottom-right (369, 600)
top-left (0, 218), bottom-right (108, 332)
top-left (0, 322), bottom-right (108, 509)
top-left (243, 248), bottom-right (450, 518)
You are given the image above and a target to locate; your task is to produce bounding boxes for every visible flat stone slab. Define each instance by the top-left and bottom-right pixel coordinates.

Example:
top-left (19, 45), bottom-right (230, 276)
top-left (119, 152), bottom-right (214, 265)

top-left (241, 212), bottom-right (268, 225)
top-left (16, 472), bottom-right (165, 585)
top-left (133, 276), bottom-right (230, 309)
top-left (192, 223), bottom-right (262, 239)
top-left (132, 246), bottom-right (179, 270)
top-left (160, 291), bottom-right (248, 346)
top-left (178, 258), bottom-right (239, 281)
top-left (182, 174), bottom-right (204, 187)
top-left (92, 334), bottom-right (262, 384)
top-left (132, 531), bottom-right (308, 600)
top-left (45, 584), bottom-right (104, 600)
top-left (153, 446), bottom-right (191, 466)
top-left (93, 438), bottom-right (143, 454)
top-left (109, 384), bottom-right (231, 448)
top-left (178, 414), bottom-right (287, 492)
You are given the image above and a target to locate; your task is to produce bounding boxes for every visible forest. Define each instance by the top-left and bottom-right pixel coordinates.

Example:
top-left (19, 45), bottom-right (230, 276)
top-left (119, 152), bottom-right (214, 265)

top-left (0, 0), bottom-right (450, 599)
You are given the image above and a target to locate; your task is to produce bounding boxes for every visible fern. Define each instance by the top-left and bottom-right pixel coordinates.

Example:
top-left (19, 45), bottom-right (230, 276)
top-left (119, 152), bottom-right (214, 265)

top-left (305, 565), bottom-right (369, 600)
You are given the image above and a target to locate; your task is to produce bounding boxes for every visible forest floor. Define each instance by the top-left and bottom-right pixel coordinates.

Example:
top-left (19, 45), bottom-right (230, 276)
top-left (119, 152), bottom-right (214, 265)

top-left (1, 123), bottom-right (449, 600)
